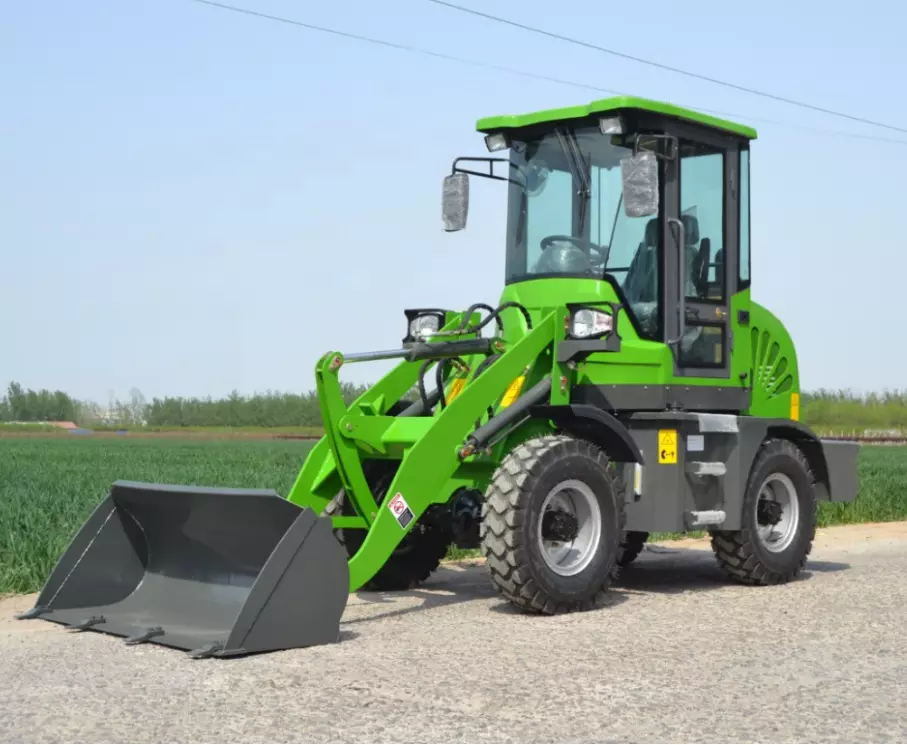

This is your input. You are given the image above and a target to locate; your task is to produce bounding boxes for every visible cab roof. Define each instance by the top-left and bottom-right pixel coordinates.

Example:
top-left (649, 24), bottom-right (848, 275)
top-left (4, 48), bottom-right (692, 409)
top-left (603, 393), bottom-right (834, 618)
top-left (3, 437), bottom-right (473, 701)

top-left (476, 95), bottom-right (758, 140)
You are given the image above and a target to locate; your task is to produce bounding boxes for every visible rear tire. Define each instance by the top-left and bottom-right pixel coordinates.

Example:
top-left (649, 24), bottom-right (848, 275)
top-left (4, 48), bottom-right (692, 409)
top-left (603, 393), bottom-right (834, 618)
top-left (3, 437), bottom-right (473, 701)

top-left (324, 463), bottom-right (450, 591)
top-left (711, 438), bottom-right (816, 585)
top-left (618, 531), bottom-right (649, 566)
top-left (480, 435), bottom-right (624, 614)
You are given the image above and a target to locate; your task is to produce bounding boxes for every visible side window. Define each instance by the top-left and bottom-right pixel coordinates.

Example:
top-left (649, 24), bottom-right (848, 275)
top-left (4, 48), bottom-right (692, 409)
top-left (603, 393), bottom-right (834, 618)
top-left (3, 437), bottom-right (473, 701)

top-left (739, 149), bottom-right (751, 286)
top-left (679, 145), bottom-right (724, 301)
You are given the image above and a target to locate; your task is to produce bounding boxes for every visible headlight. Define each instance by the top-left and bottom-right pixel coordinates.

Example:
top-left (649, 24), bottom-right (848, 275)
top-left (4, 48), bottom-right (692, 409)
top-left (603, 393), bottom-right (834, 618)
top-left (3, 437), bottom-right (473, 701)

top-left (409, 314), bottom-right (441, 339)
top-left (403, 309), bottom-right (448, 344)
top-left (569, 308), bottom-right (614, 339)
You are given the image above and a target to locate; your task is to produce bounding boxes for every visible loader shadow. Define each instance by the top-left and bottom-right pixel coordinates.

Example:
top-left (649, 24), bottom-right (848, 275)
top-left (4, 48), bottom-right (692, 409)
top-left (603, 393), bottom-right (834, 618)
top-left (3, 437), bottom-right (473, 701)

top-left (487, 587), bottom-right (630, 614)
top-left (615, 544), bottom-right (850, 595)
top-left (340, 564), bottom-right (497, 626)
top-left (341, 548), bottom-right (851, 626)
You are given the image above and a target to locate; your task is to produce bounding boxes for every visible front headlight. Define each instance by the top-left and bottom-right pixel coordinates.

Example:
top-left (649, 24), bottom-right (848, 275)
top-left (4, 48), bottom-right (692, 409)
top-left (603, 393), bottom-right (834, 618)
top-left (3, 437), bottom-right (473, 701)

top-left (403, 309), bottom-right (448, 344)
top-left (409, 314), bottom-right (441, 339)
top-left (569, 308), bottom-right (614, 339)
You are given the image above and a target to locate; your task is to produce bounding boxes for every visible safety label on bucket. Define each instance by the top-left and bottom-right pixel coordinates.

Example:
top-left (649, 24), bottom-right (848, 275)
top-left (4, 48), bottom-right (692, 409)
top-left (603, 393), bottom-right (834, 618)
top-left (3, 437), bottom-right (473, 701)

top-left (388, 492), bottom-right (414, 529)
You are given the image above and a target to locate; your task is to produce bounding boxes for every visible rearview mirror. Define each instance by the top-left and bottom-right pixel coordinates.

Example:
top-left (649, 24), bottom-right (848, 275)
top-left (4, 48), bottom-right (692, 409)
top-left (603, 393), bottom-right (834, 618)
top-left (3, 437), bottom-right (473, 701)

top-left (620, 151), bottom-right (659, 218)
top-left (442, 173), bottom-right (469, 232)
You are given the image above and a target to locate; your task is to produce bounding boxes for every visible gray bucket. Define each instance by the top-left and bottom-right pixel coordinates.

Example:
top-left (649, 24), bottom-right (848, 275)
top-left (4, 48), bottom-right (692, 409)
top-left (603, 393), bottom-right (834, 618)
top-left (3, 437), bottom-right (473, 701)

top-left (19, 481), bottom-right (349, 657)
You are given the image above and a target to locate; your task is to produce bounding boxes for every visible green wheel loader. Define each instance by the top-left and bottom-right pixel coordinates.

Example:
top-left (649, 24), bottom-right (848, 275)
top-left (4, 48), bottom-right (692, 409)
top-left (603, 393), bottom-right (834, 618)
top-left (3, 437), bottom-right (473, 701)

top-left (20, 96), bottom-right (859, 656)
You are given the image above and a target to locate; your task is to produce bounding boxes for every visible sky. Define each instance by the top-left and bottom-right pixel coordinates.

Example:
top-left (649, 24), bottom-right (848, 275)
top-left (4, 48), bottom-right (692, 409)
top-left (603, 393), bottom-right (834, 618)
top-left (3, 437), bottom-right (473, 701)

top-left (3, 0), bottom-right (905, 403)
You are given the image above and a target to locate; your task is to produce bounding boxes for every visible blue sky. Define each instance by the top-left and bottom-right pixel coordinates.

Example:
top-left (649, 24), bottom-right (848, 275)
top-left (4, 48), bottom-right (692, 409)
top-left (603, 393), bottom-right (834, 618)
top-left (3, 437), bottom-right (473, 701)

top-left (3, 0), bottom-right (905, 402)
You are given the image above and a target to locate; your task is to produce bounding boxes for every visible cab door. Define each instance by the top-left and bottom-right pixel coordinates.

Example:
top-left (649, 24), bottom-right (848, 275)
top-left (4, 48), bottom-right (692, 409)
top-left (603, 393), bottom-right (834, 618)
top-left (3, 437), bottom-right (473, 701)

top-left (663, 132), bottom-right (740, 382)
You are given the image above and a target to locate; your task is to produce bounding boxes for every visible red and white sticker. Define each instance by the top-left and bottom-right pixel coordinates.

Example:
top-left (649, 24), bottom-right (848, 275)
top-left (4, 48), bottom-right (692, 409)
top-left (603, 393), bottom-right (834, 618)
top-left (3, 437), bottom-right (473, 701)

top-left (388, 492), bottom-right (414, 529)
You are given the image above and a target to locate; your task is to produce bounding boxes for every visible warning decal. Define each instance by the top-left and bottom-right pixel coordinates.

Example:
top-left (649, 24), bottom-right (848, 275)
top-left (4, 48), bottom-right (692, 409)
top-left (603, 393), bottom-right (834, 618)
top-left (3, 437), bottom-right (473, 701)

top-left (657, 429), bottom-right (678, 464)
top-left (388, 492), bottom-right (415, 529)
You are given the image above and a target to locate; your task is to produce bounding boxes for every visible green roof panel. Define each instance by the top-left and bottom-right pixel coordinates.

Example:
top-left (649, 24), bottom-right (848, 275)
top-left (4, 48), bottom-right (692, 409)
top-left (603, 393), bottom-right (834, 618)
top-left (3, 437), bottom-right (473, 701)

top-left (476, 95), bottom-right (757, 140)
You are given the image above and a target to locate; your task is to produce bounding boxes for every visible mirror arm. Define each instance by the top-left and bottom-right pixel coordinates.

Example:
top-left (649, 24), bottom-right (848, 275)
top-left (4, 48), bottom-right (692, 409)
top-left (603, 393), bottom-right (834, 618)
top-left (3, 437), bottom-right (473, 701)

top-left (633, 133), bottom-right (679, 161)
top-left (665, 217), bottom-right (686, 346)
top-left (450, 157), bottom-right (523, 187)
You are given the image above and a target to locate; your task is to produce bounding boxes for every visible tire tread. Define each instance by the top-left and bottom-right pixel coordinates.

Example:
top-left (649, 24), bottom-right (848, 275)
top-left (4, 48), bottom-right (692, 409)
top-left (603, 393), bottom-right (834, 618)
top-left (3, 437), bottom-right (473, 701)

top-left (480, 434), bottom-right (623, 614)
top-left (711, 438), bottom-right (816, 585)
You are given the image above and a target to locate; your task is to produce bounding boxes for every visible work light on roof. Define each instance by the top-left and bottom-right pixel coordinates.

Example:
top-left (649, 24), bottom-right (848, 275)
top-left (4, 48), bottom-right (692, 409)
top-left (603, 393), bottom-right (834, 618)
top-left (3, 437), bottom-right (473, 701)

top-left (484, 133), bottom-right (510, 152)
top-left (598, 116), bottom-right (624, 135)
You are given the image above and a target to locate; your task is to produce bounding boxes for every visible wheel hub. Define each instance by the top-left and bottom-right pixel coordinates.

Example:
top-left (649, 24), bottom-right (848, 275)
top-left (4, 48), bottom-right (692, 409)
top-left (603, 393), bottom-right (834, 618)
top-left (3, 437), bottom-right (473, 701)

top-left (757, 499), bottom-right (783, 526)
top-left (541, 509), bottom-right (579, 542)
top-left (536, 479), bottom-right (603, 577)
top-left (755, 472), bottom-right (800, 553)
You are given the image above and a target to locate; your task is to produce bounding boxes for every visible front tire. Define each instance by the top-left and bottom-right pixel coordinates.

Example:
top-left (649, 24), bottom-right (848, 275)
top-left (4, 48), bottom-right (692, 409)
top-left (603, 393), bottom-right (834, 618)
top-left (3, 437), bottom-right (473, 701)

top-left (480, 435), bottom-right (624, 614)
top-left (324, 463), bottom-right (450, 591)
top-left (711, 438), bottom-right (816, 585)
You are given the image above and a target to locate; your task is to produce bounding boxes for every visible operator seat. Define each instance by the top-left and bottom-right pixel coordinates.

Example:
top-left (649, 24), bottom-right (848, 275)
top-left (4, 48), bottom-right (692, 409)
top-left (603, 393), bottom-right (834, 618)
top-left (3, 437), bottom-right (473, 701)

top-left (692, 239), bottom-right (710, 297)
top-left (624, 218), bottom-right (659, 336)
top-left (681, 214), bottom-right (703, 298)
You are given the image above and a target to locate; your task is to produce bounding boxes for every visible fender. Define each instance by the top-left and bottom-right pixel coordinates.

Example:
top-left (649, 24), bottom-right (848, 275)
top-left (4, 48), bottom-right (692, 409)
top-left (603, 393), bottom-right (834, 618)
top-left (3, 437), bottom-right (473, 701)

top-left (530, 404), bottom-right (644, 464)
top-left (764, 421), bottom-right (858, 502)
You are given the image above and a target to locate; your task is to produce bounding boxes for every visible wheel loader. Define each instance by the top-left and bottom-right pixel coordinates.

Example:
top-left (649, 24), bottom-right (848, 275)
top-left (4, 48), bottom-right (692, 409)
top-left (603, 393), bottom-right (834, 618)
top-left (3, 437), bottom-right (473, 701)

top-left (20, 96), bottom-right (859, 657)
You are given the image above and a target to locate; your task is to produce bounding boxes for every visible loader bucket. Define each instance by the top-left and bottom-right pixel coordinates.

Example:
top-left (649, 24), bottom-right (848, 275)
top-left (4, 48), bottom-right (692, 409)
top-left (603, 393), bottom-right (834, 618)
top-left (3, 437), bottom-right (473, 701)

top-left (21, 481), bottom-right (349, 657)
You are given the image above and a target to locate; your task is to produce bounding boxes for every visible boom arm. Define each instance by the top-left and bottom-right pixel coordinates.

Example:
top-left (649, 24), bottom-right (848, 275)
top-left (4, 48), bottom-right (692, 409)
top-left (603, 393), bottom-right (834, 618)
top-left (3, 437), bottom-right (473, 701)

top-left (288, 312), bottom-right (558, 591)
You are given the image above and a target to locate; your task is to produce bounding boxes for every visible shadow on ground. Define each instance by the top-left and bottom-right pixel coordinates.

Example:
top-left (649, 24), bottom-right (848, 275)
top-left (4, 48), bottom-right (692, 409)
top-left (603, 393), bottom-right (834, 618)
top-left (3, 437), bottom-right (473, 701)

top-left (617, 544), bottom-right (850, 594)
top-left (341, 545), bottom-right (851, 625)
top-left (341, 565), bottom-right (495, 626)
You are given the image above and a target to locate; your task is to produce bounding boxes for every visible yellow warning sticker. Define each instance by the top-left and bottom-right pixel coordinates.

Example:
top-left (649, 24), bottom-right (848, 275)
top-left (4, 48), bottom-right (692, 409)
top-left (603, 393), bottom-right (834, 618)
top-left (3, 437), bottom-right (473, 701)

top-left (500, 376), bottom-right (526, 408)
top-left (447, 378), bottom-right (466, 403)
top-left (790, 392), bottom-right (800, 422)
top-left (658, 429), bottom-right (678, 464)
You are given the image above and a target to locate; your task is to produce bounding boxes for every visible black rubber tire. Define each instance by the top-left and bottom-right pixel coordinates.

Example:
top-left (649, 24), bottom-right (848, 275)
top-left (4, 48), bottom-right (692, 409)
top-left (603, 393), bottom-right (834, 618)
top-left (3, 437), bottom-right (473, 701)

top-left (323, 463), bottom-right (450, 591)
top-left (618, 531), bottom-right (649, 567)
top-left (480, 434), bottom-right (624, 614)
top-left (711, 438), bottom-right (816, 585)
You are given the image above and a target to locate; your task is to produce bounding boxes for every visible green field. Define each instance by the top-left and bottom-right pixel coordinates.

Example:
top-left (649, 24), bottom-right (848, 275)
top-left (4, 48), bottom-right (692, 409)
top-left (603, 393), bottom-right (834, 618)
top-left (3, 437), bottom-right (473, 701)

top-left (1, 437), bottom-right (905, 595)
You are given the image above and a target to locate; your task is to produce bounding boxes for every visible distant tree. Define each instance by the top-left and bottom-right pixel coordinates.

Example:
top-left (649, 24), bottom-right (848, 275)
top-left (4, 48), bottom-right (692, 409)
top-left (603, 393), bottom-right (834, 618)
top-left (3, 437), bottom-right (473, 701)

top-left (127, 388), bottom-right (147, 425)
top-left (1, 381), bottom-right (76, 422)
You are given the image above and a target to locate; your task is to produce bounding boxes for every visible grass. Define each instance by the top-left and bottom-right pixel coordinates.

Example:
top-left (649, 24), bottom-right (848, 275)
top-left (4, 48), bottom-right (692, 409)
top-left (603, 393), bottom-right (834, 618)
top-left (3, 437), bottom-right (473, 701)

top-left (104, 424), bottom-right (324, 436)
top-left (1, 438), bottom-right (904, 595)
top-left (0, 422), bottom-right (59, 433)
top-left (0, 437), bottom-right (315, 594)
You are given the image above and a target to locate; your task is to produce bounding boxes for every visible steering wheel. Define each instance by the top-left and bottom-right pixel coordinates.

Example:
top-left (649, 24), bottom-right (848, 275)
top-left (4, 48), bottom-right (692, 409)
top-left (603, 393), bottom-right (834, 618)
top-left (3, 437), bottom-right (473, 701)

top-left (540, 235), bottom-right (609, 266)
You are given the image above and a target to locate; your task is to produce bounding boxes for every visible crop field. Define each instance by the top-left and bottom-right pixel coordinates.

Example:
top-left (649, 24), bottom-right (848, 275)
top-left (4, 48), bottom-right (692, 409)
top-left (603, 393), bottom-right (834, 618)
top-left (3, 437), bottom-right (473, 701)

top-left (1, 437), bottom-right (905, 595)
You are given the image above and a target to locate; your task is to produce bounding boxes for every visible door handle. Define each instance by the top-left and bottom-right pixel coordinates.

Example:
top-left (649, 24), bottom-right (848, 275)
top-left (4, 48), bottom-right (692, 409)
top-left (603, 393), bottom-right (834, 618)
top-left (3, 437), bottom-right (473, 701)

top-left (666, 217), bottom-right (686, 346)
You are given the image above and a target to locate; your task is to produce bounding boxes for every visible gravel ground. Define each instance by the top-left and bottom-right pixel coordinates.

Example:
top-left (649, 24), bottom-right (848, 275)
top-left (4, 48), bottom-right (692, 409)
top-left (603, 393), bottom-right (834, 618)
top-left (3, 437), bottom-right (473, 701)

top-left (1, 522), bottom-right (905, 743)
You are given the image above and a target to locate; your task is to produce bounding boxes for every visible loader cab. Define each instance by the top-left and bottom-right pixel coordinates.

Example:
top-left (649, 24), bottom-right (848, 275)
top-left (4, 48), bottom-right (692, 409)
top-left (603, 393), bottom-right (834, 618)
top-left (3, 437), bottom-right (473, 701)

top-left (465, 97), bottom-right (756, 381)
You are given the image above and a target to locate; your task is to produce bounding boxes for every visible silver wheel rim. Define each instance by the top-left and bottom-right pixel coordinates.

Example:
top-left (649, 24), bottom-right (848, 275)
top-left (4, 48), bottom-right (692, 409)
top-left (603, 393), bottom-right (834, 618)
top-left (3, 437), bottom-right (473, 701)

top-left (755, 472), bottom-right (800, 553)
top-left (537, 479), bottom-right (602, 576)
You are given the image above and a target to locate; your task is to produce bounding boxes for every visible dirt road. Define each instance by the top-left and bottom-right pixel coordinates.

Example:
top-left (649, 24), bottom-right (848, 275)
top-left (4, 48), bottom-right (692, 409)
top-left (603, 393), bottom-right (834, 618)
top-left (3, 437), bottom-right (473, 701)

top-left (2, 523), bottom-right (905, 743)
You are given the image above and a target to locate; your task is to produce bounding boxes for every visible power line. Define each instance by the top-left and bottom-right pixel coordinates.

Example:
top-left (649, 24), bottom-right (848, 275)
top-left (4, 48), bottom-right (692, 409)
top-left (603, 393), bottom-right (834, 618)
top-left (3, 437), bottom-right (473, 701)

top-left (187, 0), bottom-right (907, 145)
top-left (189, 0), bottom-right (625, 95)
top-left (425, 0), bottom-right (907, 136)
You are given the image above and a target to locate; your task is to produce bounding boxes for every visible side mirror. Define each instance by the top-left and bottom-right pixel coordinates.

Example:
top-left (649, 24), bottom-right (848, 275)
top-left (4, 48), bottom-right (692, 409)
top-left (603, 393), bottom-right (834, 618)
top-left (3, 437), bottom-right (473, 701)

top-left (442, 173), bottom-right (469, 232)
top-left (620, 151), bottom-right (659, 217)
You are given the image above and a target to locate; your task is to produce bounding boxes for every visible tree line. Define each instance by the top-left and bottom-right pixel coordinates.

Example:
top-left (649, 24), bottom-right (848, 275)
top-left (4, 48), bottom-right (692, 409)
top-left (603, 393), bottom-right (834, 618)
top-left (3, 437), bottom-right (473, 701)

top-left (0, 382), bottom-right (77, 422)
top-left (3, 380), bottom-right (907, 432)
top-left (0, 381), bottom-right (368, 428)
top-left (144, 384), bottom-right (368, 427)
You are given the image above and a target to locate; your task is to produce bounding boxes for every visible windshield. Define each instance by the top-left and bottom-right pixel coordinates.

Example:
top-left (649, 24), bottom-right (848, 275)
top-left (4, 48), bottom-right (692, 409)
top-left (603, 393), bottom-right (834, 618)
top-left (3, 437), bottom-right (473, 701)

top-left (505, 125), bottom-right (661, 337)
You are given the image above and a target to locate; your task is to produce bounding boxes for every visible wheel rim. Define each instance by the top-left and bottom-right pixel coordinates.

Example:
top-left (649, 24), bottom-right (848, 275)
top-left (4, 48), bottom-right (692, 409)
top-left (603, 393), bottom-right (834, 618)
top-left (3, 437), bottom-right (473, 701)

top-left (754, 472), bottom-right (800, 553)
top-left (537, 479), bottom-right (602, 576)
